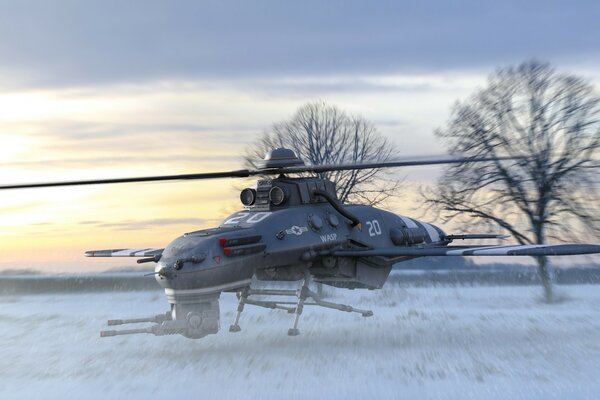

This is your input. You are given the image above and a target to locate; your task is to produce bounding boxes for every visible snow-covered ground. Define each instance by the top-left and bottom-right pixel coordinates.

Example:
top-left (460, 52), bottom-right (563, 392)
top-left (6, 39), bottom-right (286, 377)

top-left (1, 283), bottom-right (599, 400)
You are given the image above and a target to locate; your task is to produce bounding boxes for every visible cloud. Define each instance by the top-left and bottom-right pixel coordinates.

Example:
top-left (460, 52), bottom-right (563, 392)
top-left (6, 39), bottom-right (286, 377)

top-left (0, 202), bottom-right (46, 214)
top-left (79, 217), bottom-right (211, 231)
top-left (80, 218), bottom-right (208, 231)
top-left (0, 0), bottom-right (597, 89)
top-left (0, 155), bottom-right (245, 170)
top-left (239, 77), bottom-right (435, 97)
top-left (0, 117), bottom-right (261, 169)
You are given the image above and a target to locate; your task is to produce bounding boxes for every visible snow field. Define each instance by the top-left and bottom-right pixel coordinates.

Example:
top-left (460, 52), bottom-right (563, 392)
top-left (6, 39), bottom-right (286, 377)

top-left (0, 283), bottom-right (599, 399)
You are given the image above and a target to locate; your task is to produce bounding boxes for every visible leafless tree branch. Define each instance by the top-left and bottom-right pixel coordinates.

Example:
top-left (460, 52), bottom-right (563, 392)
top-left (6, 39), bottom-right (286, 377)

top-left (424, 61), bottom-right (600, 302)
top-left (245, 101), bottom-right (401, 206)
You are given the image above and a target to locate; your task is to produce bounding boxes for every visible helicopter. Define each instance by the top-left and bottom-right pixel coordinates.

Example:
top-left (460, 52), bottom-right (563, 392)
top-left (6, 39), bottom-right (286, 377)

top-left (2, 148), bottom-right (599, 340)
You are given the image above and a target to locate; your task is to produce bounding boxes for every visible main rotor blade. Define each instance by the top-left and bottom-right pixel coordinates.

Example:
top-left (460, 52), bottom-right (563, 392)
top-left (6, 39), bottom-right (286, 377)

top-left (270, 155), bottom-right (522, 175)
top-left (0, 169), bottom-right (254, 190)
top-left (0, 155), bottom-right (520, 190)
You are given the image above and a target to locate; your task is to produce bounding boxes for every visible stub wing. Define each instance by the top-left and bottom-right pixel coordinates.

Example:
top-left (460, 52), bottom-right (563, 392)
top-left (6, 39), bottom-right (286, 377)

top-left (85, 248), bottom-right (164, 257)
top-left (334, 244), bottom-right (600, 257)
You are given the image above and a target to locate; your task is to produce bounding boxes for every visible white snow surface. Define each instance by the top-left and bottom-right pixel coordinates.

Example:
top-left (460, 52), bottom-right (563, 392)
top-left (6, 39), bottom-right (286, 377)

top-left (1, 284), bottom-right (600, 400)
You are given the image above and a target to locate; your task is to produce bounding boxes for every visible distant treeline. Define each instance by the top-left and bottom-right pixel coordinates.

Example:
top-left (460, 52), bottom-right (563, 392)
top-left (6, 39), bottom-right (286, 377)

top-left (1, 262), bottom-right (600, 295)
top-left (388, 267), bottom-right (600, 287)
top-left (0, 273), bottom-right (158, 295)
top-left (394, 256), bottom-right (600, 271)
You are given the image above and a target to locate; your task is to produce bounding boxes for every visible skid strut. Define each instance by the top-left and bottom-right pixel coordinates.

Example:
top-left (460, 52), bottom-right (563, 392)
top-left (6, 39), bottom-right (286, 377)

top-left (229, 272), bottom-right (373, 336)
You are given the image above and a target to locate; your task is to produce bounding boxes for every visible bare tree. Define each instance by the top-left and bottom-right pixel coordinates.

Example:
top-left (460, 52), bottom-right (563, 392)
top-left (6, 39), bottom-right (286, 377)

top-left (425, 61), bottom-right (600, 302)
top-left (246, 101), bottom-right (400, 206)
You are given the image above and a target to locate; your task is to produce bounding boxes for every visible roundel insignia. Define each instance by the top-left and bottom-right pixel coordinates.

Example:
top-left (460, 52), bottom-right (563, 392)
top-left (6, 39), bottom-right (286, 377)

top-left (285, 225), bottom-right (309, 236)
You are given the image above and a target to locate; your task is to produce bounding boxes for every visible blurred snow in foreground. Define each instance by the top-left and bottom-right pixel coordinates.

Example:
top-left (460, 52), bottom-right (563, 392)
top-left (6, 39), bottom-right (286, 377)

top-left (1, 284), bottom-right (599, 400)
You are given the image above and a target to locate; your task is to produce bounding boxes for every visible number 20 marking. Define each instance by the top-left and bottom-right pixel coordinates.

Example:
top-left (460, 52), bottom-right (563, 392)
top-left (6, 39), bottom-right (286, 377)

top-left (366, 220), bottom-right (382, 237)
top-left (247, 212), bottom-right (270, 223)
top-left (223, 212), bottom-right (270, 225)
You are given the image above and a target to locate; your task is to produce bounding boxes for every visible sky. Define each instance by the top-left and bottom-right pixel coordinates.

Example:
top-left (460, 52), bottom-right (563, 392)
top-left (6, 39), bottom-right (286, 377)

top-left (0, 0), bottom-right (598, 272)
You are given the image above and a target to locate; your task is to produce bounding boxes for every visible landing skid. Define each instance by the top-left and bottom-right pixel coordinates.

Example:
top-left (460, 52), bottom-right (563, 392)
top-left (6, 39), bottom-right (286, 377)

top-left (229, 273), bottom-right (373, 336)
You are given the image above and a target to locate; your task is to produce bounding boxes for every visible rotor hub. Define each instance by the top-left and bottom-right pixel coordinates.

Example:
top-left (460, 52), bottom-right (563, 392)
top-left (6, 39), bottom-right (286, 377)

top-left (257, 148), bottom-right (305, 169)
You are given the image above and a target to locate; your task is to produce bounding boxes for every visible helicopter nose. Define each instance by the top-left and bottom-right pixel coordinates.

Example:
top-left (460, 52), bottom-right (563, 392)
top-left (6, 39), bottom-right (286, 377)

top-left (154, 261), bottom-right (174, 280)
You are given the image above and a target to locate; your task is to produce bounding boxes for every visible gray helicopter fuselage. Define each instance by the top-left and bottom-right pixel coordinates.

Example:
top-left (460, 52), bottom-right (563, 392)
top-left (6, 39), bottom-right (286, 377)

top-left (147, 176), bottom-right (449, 338)
top-left (154, 177), bottom-right (447, 299)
